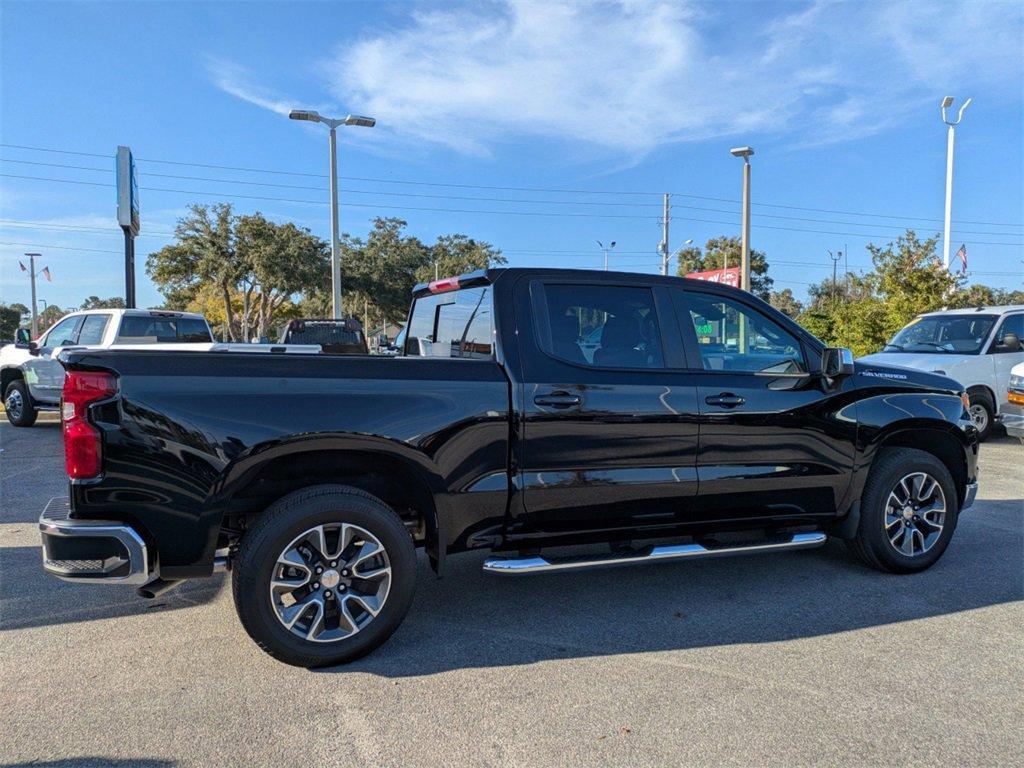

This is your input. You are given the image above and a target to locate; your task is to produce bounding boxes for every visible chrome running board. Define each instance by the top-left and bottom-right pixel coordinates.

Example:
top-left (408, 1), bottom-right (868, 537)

top-left (482, 532), bottom-right (827, 575)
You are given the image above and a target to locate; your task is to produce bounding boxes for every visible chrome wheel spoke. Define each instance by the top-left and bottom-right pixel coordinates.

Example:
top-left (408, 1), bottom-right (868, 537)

top-left (269, 521), bottom-right (392, 644)
top-left (884, 472), bottom-right (947, 558)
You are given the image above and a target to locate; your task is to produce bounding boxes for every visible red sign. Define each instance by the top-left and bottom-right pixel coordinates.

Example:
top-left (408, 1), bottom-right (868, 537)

top-left (685, 267), bottom-right (740, 287)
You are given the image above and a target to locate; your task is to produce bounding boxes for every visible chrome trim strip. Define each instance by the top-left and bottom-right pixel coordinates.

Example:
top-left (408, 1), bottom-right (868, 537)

top-left (39, 496), bottom-right (152, 586)
top-left (483, 532), bottom-right (827, 575)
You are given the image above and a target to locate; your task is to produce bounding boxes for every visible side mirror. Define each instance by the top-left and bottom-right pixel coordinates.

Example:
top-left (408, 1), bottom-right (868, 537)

top-left (997, 332), bottom-right (1021, 353)
top-left (377, 334), bottom-right (389, 347)
top-left (14, 328), bottom-right (30, 345)
top-left (822, 347), bottom-right (855, 378)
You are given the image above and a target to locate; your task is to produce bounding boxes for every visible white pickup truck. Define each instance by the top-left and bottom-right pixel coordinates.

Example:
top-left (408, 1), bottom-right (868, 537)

top-left (859, 305), bottom-right (1024, 440)
top-left (2, 308), bottom-right (213, 427)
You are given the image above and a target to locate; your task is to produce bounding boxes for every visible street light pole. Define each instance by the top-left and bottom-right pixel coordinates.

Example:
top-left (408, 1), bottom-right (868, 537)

top-left (940, 96), bottom-right (971, 271)
top-left (597, 240), bottom-right (616, 271)
top-left (24, 252), bottom-right (40, 337)
top-left (730, 147), bottom-right (755, 291)
top-left (289, 109), bottom-right (376, 319)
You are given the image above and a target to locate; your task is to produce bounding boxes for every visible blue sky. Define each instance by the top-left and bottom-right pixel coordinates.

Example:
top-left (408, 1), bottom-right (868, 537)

top-left (2, 0), bottom-right (1022, 313)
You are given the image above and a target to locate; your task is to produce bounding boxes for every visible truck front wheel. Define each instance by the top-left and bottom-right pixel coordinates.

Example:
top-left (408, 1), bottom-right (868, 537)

top-left (232, 484), bottom-right (417, 668)
top-left (847, 447), bottom-right (959, 574)
top-left (4, 380), bottom-right (38, 427)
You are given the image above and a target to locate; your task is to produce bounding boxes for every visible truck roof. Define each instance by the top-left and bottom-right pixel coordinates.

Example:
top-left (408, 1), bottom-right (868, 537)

top-left (69, 308), bottom-right (207, 319)
top-left (918, 305), bottom-right (1024, 317)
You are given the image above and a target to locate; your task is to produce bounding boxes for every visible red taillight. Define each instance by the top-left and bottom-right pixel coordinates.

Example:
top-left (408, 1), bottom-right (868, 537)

top-left (62, 371), bottom-right (116, 480)
top-left (428, 276), bottom-right (461, 294)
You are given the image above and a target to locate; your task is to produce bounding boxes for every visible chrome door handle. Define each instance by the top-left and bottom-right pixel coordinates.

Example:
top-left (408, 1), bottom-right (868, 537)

top-left (534, 392), bottom-right (582, 408)
top-left (705, 393), bottom-right (746, 408)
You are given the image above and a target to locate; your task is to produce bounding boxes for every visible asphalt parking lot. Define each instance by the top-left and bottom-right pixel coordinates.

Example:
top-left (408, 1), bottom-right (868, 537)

top-left (1, 421), bottom-right (1021, 768)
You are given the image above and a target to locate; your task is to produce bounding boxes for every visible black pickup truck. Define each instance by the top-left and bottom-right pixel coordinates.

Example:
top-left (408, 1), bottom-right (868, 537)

top-left (41, 268), bottom-right (980, 667)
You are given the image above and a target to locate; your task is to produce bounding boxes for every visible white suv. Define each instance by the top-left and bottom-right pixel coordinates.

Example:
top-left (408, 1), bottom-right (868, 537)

top-left (1, 309), bottom-right (212, 427)
top-left (859, 305), bottom-right (1024, 440)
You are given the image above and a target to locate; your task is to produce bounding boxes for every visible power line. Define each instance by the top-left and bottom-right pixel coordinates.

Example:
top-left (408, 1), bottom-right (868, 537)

top-left (7, 157), bottom-right (1024, 237)
top-left (3, 142), bottom-right (1021, 229)
top-left (5, 172), bottom-right (1024, 246)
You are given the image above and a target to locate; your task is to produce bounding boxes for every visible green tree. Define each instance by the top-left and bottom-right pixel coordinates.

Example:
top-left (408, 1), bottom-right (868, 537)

top-left (414, 233), bottom-right (506, 284)
top-left (949, 284), bottom-right (1024, 308)
top-left (9, 302), bottom-right (29, 316)
top-left (80, 296), bottom-right (126, 310)
top-left (147, 203), bottom-right (245, 339)
top-left (768, 288), bottom-right (803, 319)
top-left (796, 231), bottom-right (963, 356)
top-left (0, 304), bottom-right (20, 341)
top-left (235, 214), bottom-right (330, 340)
top-left (676, 236), bottom-right (773, 299)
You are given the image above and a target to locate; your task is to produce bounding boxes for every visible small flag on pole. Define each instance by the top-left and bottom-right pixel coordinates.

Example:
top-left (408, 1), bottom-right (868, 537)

top-left (19, 261), bottom-right (27, 272)
top-left (956, 244), bottom-right (968, 272)
top-left (41, 266), bottom-right (52, 282)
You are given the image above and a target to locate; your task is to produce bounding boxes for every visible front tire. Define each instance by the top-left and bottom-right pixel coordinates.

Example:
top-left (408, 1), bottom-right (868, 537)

top-left (967, 391), bottom-right (994, 441)
top-left (4, 380), bottom-right (38, 427)
top-left (232, 485), bottom-right (417, 668)
top-left (847, 448), bottom-right (959, 574)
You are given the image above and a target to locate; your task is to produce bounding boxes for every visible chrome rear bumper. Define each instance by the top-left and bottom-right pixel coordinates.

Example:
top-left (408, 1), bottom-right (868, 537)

top-left (39, 496), bottom-right (153, 585)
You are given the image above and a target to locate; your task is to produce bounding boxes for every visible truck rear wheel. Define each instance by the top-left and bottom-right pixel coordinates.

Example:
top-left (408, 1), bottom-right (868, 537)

top-left (4, 380), bottom-right (38, 427)
top-left (847, 448), bottom-right (959, 574)
top-left (232, 484), bottom-right (417, 668)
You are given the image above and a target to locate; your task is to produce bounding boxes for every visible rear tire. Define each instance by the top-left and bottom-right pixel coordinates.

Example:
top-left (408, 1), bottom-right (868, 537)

top-left (967, 391), bottom-right (994, 441)
top-left (4, 380), bottom-right (38, 427)
top-left (232, 484), bottom-right (417, 668)
top-left (847, 448), bottom-right (959, 574)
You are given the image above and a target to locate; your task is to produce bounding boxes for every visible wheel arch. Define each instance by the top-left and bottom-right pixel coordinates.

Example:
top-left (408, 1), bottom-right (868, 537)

top-left (871, 425), bottom-right (969, 508)
top-left (210, 439), bottom-right (446, 575)
top-left (1, 366), bottom-right (25, 395)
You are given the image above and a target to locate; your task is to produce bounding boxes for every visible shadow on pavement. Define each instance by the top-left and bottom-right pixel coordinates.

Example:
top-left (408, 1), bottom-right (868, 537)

top-left (323, 501), bottom-right (1023, 678)
top-left (0, 545), bottom-right (226, 632)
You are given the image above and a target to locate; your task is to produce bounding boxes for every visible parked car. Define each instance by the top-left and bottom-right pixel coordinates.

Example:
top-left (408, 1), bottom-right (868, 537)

top-left (39, 269), bottom-right (979, 667)
top-left (375, 326), bottom-right (406, 356)
top-left (858, 305), bottom-right (1024, 440)
top-left (1003, 362), bottom-right (1024, 444)
top-left (278, 318), bottom-right (367, 355)
top-left (1, 309), bottom-right (213, 427)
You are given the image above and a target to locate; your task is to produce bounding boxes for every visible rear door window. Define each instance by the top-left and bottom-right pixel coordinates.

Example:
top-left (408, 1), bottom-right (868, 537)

top-left (77, 314), bottom-right (111, 345)
top-left (405, 287), bottom-right (494, 359)
top-left (537, 283), bottom-right (665, 369)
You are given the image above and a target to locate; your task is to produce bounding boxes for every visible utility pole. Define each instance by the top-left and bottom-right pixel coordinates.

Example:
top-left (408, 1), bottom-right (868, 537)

top-left (828, 249), bottom-right (842, 298)
top-left (23, 252), bottom-right (41, 337)
top-left (659, 194), bottom-right (671, 275)
top-left (730, 147), bottom-right (754, 291)
top-left (597, 240), bottom-right (616, 271)
top-left (940, 96), bottom-right (971, 270)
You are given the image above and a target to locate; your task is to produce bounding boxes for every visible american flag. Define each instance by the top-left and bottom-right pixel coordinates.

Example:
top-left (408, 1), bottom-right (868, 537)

top-left (956, 244), bottom-right (968, 272)
top-left (41, 266), bottom-right (52, 282)
top-left (19, 261), bottom-right (27, 272)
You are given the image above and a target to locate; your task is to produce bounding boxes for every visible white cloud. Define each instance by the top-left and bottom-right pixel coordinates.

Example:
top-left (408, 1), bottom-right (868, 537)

top-left (206, 1), bottom-right (1022, 159)
top-left (322, 0), bottom-right (1022, 157)
top-left (206, 57), bottom-right (299, 117)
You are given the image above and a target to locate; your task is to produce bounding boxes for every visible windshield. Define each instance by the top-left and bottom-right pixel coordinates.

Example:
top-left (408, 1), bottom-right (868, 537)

top-left (283, 322), bottom-right (364, 348)
top-left (885, 314), bottom-right (996, 354)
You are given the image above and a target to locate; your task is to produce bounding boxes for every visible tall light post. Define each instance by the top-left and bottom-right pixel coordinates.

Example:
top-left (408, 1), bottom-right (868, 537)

top-left (667, 239), bottom-right (693, 276)
top-left (597, 240), bottom-right (616, 271)
top-left (730, 147), bottom-right (754, 292)
top-left (940, 96), bottom-right (971, 271)
top-left (289, 109), bottom-right (376, 318)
